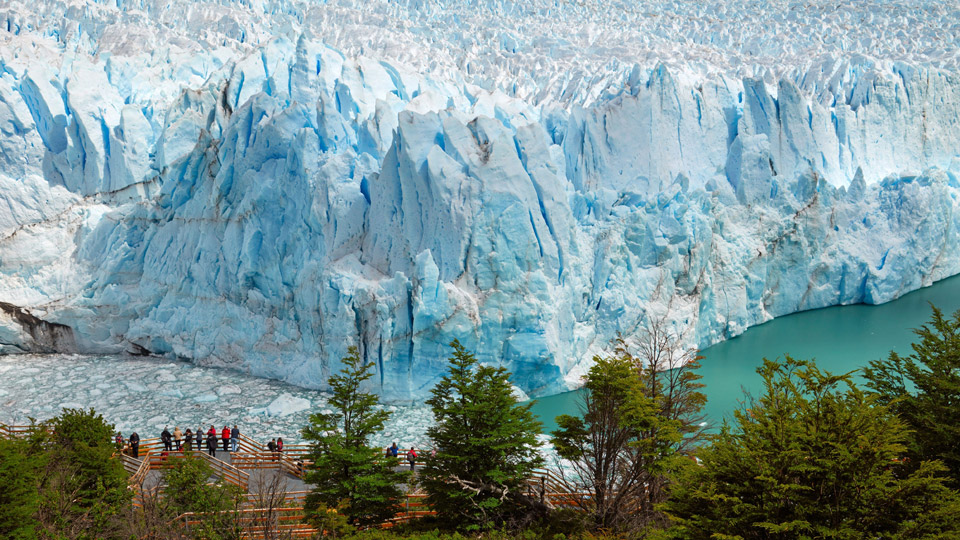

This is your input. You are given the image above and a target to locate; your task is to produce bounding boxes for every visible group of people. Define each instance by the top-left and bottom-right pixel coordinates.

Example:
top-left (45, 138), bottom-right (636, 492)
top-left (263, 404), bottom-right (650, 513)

top-left (386, 442), bottom-right (422, 470)
top-left (157, 425), bottom-right (243, 456)
top-left (114, 426), bottom-right (285, 459)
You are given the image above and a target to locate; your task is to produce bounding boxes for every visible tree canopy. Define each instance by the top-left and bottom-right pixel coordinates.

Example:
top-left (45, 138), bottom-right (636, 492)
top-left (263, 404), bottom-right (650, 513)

top-left (662, 357), bottom-right (960, 539)
top-left (864, 305), bottom-right (960, 485)
top-left (421, 339), bottom-right (544, 529)
top-left (302, 346), bottom-right (408, 526)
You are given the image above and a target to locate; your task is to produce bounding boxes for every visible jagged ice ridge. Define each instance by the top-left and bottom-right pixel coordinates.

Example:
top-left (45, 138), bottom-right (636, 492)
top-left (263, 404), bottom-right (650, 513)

top-left (1, 0), bottom-right (959, 399)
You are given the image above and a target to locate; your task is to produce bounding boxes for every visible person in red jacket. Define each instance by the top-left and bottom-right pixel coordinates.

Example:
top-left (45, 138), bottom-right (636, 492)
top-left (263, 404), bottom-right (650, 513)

top-left (222, 426), bottom-right (231, 453)
top-left (407, 447), bottom-right (417, 470)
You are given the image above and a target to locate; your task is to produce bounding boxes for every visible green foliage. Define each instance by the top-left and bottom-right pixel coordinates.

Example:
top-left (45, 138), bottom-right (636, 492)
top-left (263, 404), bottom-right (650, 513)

top-left (552, 336), bottom-right (706, 533)
top-left (164, 455), bottom-right (244, 515)
top-left (303, 346), bottom-right (408, 526)
top-left (307, 499), bottom-right (354, 538)
top-left (421, 339), bottom-right (544, 529)
top-left (661, 357), bottom-right (960, 539)
top-left (0, 433), bottom-right (44, 540)
top-left (864, 305), bottom-right (960, 485)
top-left (162, 456), bottom-right (243, 540)
top-left (334, 526), bottom-right (617, 540)
top-left (36, 408), bottom-right (133, 539)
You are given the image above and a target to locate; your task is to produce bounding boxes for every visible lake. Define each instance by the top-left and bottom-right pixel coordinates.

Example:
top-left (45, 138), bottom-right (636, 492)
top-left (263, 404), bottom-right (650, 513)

top-left (529, 273), bottom-right (960, 434)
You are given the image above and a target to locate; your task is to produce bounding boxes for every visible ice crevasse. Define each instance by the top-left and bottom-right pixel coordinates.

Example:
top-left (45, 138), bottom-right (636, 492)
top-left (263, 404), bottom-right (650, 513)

top-left (1, 2), bottom-right (960, 400)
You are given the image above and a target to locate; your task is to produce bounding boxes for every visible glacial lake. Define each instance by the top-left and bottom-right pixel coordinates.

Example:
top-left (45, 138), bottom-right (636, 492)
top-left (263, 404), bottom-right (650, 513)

top-left (530, 273), bottom-right (960, 434)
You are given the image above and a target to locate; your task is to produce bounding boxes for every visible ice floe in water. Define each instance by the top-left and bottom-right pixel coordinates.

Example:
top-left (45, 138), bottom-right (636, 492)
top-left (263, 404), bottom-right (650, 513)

top-left (0, 354), bottom-right (434, 447)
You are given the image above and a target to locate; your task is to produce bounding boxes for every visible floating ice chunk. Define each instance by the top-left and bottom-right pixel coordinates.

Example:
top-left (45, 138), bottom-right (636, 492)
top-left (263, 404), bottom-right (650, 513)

top-left (218, 385), bottom-right (242, 395)
top-left (265, 393), bottom-right (311, 417)
top-left (160, 388), bottom-right (184, 399)
top-left (126, 382), bottom-right (148, 392)
top-left (194, 393), bottom-right (219, 403)
top-left (155, 371), bottom-right (177, 382)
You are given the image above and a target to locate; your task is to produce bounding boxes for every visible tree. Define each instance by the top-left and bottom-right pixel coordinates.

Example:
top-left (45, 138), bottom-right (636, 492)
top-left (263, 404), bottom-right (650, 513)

top-left (552, 328), bottom-right (706, 534)
top-left (163, 457), bottom-right (244, 540)
top-left (864, 305), bottom-right (960, 485)
top-left (0, 432), bottom-right (44, 540)
top-left (661, 357), bottom-right (960, 539)
top-left (421, 339), bottom-right (544, 529)
top-left (302, 346), bottom-right (407, 526)
top-left (36, 408), bottom-right (133, 540)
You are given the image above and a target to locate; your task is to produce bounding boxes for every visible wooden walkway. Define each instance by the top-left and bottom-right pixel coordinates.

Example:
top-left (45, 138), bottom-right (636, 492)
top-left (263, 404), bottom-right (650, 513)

top-left (2, 422), bottom-right (588, 538)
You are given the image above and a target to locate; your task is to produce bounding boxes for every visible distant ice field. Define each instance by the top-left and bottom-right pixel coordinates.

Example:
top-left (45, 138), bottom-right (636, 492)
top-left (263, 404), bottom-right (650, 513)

top-left (0, 354), bottom-right (433, 447)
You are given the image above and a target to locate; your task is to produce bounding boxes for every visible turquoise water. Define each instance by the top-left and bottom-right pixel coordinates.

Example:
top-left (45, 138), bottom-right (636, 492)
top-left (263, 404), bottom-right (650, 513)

top-left (530, 274), bottom-right (960, 434)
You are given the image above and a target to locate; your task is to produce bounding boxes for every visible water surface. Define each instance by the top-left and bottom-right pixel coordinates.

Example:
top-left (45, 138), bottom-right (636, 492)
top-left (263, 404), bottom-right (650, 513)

top-left (530, 274), bottom-right (960, 434)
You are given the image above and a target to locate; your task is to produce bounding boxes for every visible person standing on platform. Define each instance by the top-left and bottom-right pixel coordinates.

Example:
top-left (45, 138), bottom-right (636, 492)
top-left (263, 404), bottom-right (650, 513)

top-left (161, 427), bottom-right (172, 452)
top-left (129, 432), bottom-right (140, 458)
top-left (221, 425), bottom-right (230, 452)
top-left (407, 447), bottom-right (417, 471)
top-left (185, 429), bottom-right (194, 451)
top-left (231, 425), bottom-right (239, 453)
top-left (206, 429), bottom-right (216, 457)
top-left (173, 426), bottom-right (183, 451)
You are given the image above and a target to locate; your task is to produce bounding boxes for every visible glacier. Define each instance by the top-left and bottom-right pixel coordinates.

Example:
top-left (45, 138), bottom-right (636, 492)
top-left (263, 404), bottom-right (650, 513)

top-left (1, 0), bottom-right (959, 399)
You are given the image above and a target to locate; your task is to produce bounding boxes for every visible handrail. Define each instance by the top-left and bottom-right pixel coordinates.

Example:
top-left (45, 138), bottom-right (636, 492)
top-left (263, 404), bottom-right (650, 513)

top-left (197, 451), bottom-right (250, 490)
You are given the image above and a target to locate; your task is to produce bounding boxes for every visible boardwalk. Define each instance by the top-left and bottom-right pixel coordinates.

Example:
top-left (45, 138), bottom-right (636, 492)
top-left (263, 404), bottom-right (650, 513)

top-left (3, 422), bottom-right (586, 538)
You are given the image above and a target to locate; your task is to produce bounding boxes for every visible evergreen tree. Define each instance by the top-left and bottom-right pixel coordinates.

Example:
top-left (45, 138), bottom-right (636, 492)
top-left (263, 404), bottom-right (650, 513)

top-left (864, 305), bottom-right (960, 485)
top-left (421, 339), bottom-right (544, 529)
top-left (552, 333), bottom-right (706, 534)
top-left (37, 408), bottom-right (132, 539)
top-left (302, 346), bottom-right (407, 526)
top-left (0, 433), bottom-right (44, 540)
top-left (662, 357), bottom-right (960, 539)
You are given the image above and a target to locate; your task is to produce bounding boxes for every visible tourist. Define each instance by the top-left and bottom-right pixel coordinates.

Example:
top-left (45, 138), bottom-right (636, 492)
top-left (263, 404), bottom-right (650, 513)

top-left (185, 428), bottom-right (194, 451)
top-left (407, 447), bottom-right (417, 470)
top-left (129, 432), bottom-right (140, 457)
top-left (208, 425), bottom-right (217, 456)
top-left (173, 426), bottom-right (183, 451)
top-left (206, 428), bottom-right (217, 457)
top-left (231, 425), bottom-right (239, 453)
top-left (161, 427), bottom-right (172, 452)
top-left (267, 438), bottom-right (277, 460)
top-left (196, 426), bottom-right (204, 452)
top-left (114, 432), bottom-right (124, 451)
top-left (277, 437), bottom-right (283, 453)
top-left (222, 425), bottom-right (230, 452)
top-left (390, 442), bottom-right (399, 457)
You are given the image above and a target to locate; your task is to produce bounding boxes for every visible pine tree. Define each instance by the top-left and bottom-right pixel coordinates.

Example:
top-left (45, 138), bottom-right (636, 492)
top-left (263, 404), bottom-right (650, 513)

top-left (864, 305), bottom-right (960, 485)
top-left (662, 357), bottom-right (960, 539)
top-left (302, 346), bottom-right (407, 526)
top-left (421, 339), bottom-right (544, 529)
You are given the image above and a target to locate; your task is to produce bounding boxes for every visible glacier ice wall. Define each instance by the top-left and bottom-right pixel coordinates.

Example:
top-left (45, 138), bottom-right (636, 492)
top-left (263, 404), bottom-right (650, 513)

top-left (1, 1), bottom-right (960, 399)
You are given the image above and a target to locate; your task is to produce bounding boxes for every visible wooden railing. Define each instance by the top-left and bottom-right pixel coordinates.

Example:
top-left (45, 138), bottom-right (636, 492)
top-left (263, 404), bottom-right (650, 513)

top-left (143, 450), bottom-right (250, 490)
top-left (178, 506), bottom-right (318, 539)
top-left (0, 424), bottom-right (36, 438)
